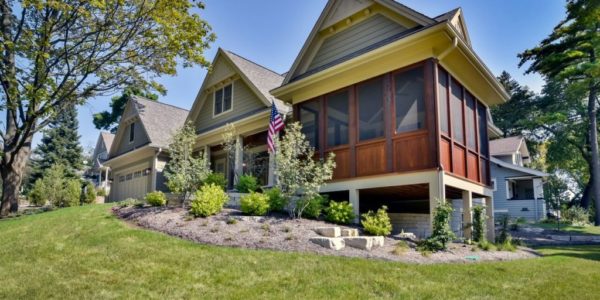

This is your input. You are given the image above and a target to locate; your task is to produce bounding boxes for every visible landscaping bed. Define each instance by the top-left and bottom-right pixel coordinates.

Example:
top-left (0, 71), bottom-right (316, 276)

top-left (114, 205), bottom-right (539, 264)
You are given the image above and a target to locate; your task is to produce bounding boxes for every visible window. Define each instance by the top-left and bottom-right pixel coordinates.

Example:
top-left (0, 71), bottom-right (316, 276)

top-left (465, 92), bottom-right (477, 150)
top-left (299, 100), bottom-right (320, 148)
top-left (134, 171), bottom-right (141, 178)
top-left (119, 176), bottom-right (125, 182)
top-left (477, 102), bottom-right (489, 157)
top-left (126, 173), bottom-right (132, 181)
top-left (394, 67), bottom-right (425, 133)
top-left (438, 68), bottom-right (449, 134)
top-left (450, 80), bottom-right (464, 144)
top-left (129, 123), bottom-right (135, 143)
top-left (491, 178), bottom-right (497, 191)
top-left (358, 78), bottom-right (385, 141)
top-left (214, 83), bottom-right (233, 116)
top-left (326, 90), bottom-right (349, 147)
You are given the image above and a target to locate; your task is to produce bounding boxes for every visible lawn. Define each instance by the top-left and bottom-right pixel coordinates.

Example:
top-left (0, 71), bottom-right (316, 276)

top-left (0, 205), bottom-right (599, 299)
top-left (531, 222), bottom-right (600, 235)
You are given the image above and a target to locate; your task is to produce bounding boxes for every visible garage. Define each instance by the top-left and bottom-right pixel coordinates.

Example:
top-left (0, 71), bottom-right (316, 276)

top-left (111, 163), bottom-right (151, 201)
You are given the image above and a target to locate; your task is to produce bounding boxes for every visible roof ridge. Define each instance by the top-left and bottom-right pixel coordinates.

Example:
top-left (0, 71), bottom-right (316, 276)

top-left (131, 95), bottom-right (189, 112)
top-left (224, 50), bottom-right (285, 78)
top-left (433, 7), bottom-right (461, 20)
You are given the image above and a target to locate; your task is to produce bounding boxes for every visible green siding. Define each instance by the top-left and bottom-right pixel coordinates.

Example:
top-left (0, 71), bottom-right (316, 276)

top-left (115, 120), bottom-right (150, 156)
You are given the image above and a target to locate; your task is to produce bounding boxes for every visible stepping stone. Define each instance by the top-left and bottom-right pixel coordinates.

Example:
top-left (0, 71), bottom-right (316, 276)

top-left (314, 226), bottom-right (341, 237)
top-left (372, 236), bottom-right (385, 247)
top-left (341, 228), bottom-right (358, 237)
top-left (344, 237), bottom-right (374, 251)
top-left (309, 237), bottom-right (345, 250)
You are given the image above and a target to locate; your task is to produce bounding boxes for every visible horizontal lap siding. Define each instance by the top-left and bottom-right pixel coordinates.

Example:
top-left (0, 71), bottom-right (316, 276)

top-left (491, 164), bottom-right (545, 221)
top-left (115, 120), bottom-right (150, 156)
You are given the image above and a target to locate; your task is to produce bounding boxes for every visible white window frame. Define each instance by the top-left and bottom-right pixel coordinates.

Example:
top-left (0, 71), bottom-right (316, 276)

top-left (128, 122), bottom-right (135, 144)
top-left (212, 82), bottom-right (234, 118)
top-left (491, 177), bottom-right (497, 191)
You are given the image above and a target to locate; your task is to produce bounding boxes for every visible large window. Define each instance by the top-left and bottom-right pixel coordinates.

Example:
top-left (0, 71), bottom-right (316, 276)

top-left (326, 90), bottom-right (350, 147)
top-left (214, 84), bottom-right (233, 116)
top-left (394, 67), bottom-right (425, 133)
top-left (465, 92), bottom-right (477, 150)
top-left (450, 80), bottom-right (464, 144)
top-left (438, 68), bottom-right (449, 134)
top-left (358, 78), bottom-right (385, 141)
top-left (299, 100), bottom-right (320, 148)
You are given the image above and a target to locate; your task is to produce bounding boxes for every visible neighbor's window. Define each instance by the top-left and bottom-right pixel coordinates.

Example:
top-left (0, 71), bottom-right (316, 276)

top-left (451, 80), bottom-right (464, 144)
top-left (129, 123), bottom-right (135, 142)
top-left (326, 90), bottom-right (350, 147)
top-left (394, 67), bottom-right (425, 133)
top-left (358, 78), bottom-right (385, 141)
top-left (299, 100), bottom-right (320, 148)
top-left (438, 68), bottom-right (449, 134)
top-left (214, 83), bottom-right (233, 116)
top-left (465, 92), bottom-right (477, 150)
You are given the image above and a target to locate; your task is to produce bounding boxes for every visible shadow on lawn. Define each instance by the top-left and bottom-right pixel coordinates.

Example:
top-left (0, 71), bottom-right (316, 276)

top-left (539, 246), bottom-right (600, 262)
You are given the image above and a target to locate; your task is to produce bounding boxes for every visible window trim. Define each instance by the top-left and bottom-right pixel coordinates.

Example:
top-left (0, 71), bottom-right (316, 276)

top-left (491, 177), bottom-right (497, 191)
top-left (212, 82), bottom-right (234, 118)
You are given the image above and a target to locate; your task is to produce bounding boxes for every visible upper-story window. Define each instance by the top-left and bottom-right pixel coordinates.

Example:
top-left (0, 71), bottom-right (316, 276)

top-left (326, 90), bottom-right (349, 148)
top-left (214, 83), bottom-right (233, 116)
top-left (394, 67), bottom-right (425, 134)
top-left (358, 77), bottom-right (385, 141)
top-left (465, 92), bottom-right (477, 150)
top-left (129, 123), bottom-right (135, 143)
top-left (299, 100), bottom-right (320, 148)
top-left (438, 68), bottom-right (449, 135)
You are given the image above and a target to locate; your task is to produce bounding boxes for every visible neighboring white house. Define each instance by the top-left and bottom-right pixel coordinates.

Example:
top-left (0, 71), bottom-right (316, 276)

top-left (90, 132), bottom-right (114, 193)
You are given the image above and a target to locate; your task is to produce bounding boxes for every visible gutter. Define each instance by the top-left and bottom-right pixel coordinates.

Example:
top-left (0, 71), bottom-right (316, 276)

top-left (437, 36), bottom-right (458, 60)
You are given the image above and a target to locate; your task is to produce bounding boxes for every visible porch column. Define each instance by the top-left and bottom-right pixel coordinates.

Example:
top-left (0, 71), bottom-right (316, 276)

top-left (428, 171), bottom-right (445, 234)
top-left (203, 145), bottom-right (211, 169)
top-left (234, 135), bottom-right (244, 185)
top-left (485, 196), bottom-right (495, 242)
top-left (151, 153), bottom-right (158, 192)
top-left (533, 177), bottom-right (544, 221)
top-left (103, 168), bottom-right (109, 188)
top-left (462, 190), bottom-right (473, 239)
top-left (349, 189), bottom-right (360, 223)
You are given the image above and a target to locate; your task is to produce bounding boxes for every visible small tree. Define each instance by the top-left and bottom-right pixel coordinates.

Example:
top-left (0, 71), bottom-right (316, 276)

top-left (472, 206), bottom-right (486, 243)
top-left (81, 181), bottom-right (97, 205)
top-left (418, 200), bottom-right (456, 252)
top-left (164, 122), bottom-right (211, 203)
top-left (274, 122), bottom-right (336, 218)
top-left (221, 123), bottom-right (241, 186)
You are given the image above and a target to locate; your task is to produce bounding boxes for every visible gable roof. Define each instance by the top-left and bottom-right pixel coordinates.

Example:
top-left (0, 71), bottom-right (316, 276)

top-left (100, 132), bottom-right (114, 151)
top-left (490, 136), bottom-right (530, 158)
top-left (491, 157), bottom-right (548, 178)
top-left (433, 7), bottom-right (471, 45)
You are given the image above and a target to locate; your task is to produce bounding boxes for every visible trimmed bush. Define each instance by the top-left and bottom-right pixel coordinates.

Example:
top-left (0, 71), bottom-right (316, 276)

top-left (235, 174), bottom-right (258, 193)
top-left (563, 206), bottom-right (590, 226)
top-left (299, 195), bottom-right (325, 219)
top-left (325, 201), bottom-right (355, 224)
top-left (240, 192), bottom-right (270, 216)
top-left (145, 191), bottom-right (167, 207)
top-left (361, 206), bottom-right (392, 236)
top-left (190, 184), bottom-right (228, 217)
top-left (61, 179), bottom-right (82, 207)
top-left (472, 206), bottom-right (486, 243)
top-left (264, 187), bottom-right (287, 212)
top-left (28, 179), bottom-right (47, 206)
top-left (82, 181), bottom-right (97, 204)
top-left (204, 173), bottom-right (227, 191)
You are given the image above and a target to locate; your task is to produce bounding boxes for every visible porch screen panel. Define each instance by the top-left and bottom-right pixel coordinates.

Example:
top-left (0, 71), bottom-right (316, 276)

top-left (437, 68), bottom-right (449, 134)
top-left (465, 92), bottom-right (477, 150)
top-left (450, 80), bottom-right (464, 144)
top-left (477, 102), bottom-right (489, 157)
top-left (299, 100), bottom-right (321, 149)
top-left (394, 67), bottom-right (425, 133)
top-left (358, 78), bottom-right (385, 141)
top-left (326, 90), bottom-right (350, 147)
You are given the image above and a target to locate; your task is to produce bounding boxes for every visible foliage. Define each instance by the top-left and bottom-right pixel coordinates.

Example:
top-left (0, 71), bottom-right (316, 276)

top-left (361, 206), bottom-right (392, 236)
top-left (418, 201), bottom-right (455, 252)
top-left (264, 187), bottom-right (287, 213)
top-left (164, 122), bottom-right (211, 201)
top-left (472, 206), bottom-right (486, 243)
top-left (81, 182), bottom-right (97, 205)
top-left (93, 86), bottom-right (159, 133)
top-left (563, 206), bottom-right (591, 227)
top-left (392, 241), bottom-right (410, 256)
top-left (236, 175), bottom-right (258, 193)
top-left (118, 198), bottom-right (142, 208)
top-left (477, 241), bottom-right (497, 251)
top-left (298, 195), bottom-right (326, 219)
top-left (274, 122), bottom-right (336, 218)
top-left (145, 191), bottom-right (167, 207)
top-left (221, 123), bottom-right (239, 185)
top-left (96, 188), bottom-right (106, 197)
top-left (240, 192), bottom-right (270, 216)
top-left (189, 184), bottom-right (228, 217)
top-left (29, 164), bottom-right (81, 208)
top-left (203, 173), bottom-right (227, 191)
top-left (28, 180), bottom-right (47, 207)
top-left (325, 201), bottom-right (355, 225)
top-left (492, 71), bottom-right (537, 137)
top-left (62, 180), bottom-right (83, 208)
top-left (0, 0), bottom-right (215, 216)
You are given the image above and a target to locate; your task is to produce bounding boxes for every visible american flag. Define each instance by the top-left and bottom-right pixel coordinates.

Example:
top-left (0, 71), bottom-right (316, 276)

top-left (267, 104), bottom-right (284, 153)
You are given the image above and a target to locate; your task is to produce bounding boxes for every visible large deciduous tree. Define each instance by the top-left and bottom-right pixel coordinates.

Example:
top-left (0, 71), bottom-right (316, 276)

top-left (0, 0), bottom-right (215, 216)
top-left (519, 0), bottom-right (600, 225)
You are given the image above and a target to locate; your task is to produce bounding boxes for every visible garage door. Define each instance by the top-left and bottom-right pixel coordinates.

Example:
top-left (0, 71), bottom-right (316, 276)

top-left (113, 165), bottom-right (151, 201)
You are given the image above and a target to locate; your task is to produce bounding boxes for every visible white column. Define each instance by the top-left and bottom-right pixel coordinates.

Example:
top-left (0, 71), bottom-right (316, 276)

top-left (462, 190), bottom-right (473, 239)
top-left (428, 171), bottom-right (445, 234)
top-left (234, 135), bottom-right (244, 185)
top-left (203, 145), bottom-right (211, 169)
top-left (151, 153), bottom-right (158, 192)
top-left (103, 168), bottom-right (109, 188)
top-left (485, 196), bottom-right (495, 242)
top-left (533, 178), bottom-right (544, 221)
top-left (349, 189), bottom-right (360, 224)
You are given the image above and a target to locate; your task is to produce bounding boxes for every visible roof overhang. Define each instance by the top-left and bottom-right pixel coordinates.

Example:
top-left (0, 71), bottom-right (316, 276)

top-left (103, 145), bottom-right (156, 168)
top-left (491, 157), bottom-right (549, 177)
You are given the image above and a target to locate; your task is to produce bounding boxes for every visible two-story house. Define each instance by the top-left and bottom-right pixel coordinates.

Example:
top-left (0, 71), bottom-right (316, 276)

top-left (89, 132), bottom-right (114, 192)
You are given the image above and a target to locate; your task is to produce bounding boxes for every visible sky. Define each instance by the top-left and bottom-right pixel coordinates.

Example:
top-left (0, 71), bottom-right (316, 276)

top-left (66, 0), bottom-right (566, 150)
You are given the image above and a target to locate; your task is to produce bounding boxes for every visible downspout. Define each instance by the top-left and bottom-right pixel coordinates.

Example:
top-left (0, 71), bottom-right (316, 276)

top-left (151, 148), bottom-right (162, 192)
top-left (437, 37), bottom-right (458, 61)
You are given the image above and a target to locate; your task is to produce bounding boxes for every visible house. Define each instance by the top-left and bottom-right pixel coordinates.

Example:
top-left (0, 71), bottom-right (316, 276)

top-left (89, 132), bottom-right (114, 192)
top-left (103, 96), bottom-right (189, 201)
top-left (271, 0), bottom-right (509, 239)
top-left (186, 48), bottom-right (290, 189)
top-left (490, 136), bottom-right (548, 221)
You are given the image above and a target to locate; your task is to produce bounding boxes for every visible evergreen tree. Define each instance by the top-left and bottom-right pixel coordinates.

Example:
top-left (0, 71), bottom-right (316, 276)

top-left (491, 71), bottom-right (537, 138)
top-left (29, 104), bottom-right (84, 185)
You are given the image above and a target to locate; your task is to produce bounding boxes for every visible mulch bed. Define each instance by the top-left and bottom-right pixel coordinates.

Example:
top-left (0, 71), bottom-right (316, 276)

top-left (113, 205), bottom-right (540, 264)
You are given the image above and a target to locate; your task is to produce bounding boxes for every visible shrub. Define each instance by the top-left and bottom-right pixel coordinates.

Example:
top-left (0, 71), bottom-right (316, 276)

top-left (563, 206), bottom-right (590, 226)
top-left (299, 195), bottom-right (325, 219)
top-left (96, 187), bottom-right (106, 197)
top-left (264, 187), bottom-right (287, 212)
top-left (189, 184), bottom-right (228, 217)
top-left (325, 201), bottom-right (355, 224)
top-left (472, 206), bottom-right (486, 243)
top-left (417, 200), bottom-right (455, 252)
top-left (28, 179), bottom-right (47, 206)
top-left (361, 206), bottom-right (392, 236)
top-left (240, 192), bottom-right (270, 216)
top-left (118, 198), bottom-right (140, 208)
top-left (477, 240), bottom-right (496, 251)
top-left (60, 179), bottom-right (82, 207)
top-left (82, 181), bottom-right (97, 204)
top-left (236, 174), bottom-right (258, 193)
top-left (145, 191), bottom-right (167, 207)
top-left (204, 173), bottom-right (227, 191)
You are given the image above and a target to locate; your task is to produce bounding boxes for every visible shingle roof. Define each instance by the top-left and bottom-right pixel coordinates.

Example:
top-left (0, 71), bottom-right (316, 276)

top-left (490, 136), bottom-right (524, 156)
top-left (100, 132), bottom-right (114, 151)
top-left (130, 96), bottom-right (189, 149)
top-left (433, 8), bottom-right (460, 22)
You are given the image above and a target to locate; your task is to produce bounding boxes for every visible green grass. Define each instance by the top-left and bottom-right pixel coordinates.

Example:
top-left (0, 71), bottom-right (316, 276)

top-left (532, 222), bottom-right (600, 235)
top-left (1, 205), bottom-right (599, 299)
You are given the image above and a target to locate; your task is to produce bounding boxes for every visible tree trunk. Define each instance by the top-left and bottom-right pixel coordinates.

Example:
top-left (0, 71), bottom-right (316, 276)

top-left (0, 140), bottom-right (32, 216)
top-left (590, 82), bottom-right (600, 225)
top-left (580, 176), bottom-right (592, 209)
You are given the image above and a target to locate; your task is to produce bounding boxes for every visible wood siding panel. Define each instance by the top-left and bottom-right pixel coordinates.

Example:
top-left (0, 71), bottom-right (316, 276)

top-left (393, 134), bottom-right (431, 172)
top-left (328, 148), bottom-right (351, 179)
top-left (440, 138), bottom-right (451, 172)
top-left (467, 152), bottom-right (479, 182)
top-left (305, 14), bottom-right (407, 74)
top-left (115, 120), bottom-right (150, 156)
top-left (452, 145), bottom-right (466, 177)
top-left (356, 141), bottom-right (387, 176)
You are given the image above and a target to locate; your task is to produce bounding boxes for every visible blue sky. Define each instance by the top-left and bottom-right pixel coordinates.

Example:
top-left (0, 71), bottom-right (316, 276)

top-left (69, 0), bottom-right (566, 150)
